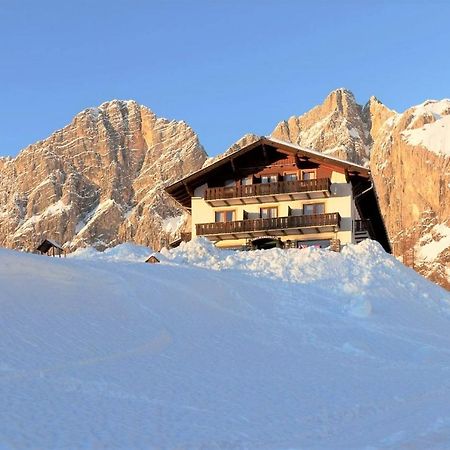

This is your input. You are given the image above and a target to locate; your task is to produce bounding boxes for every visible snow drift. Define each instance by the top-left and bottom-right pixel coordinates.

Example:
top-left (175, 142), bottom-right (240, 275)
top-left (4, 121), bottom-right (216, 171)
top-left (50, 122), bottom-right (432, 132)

top-left (1, 239), bottom-right (450, 449)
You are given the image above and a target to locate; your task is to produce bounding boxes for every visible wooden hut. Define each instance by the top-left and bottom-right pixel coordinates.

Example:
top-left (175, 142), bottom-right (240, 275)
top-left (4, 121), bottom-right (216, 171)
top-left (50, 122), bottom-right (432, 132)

top-left (145, 254), bottom-right (160, 264)
top-left (36, 239), bottom-right (64, 257)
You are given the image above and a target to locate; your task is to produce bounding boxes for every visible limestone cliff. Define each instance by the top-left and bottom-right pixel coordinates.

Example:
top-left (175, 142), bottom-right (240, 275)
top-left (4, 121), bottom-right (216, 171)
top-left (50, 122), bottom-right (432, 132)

top-left (1, 91), bottom-right (448, 289)
top-left (0, 100), bottom-right (207, 251)
top-left (271, 89), bottom-right (450, 289)
top-left (272, 89), bottom-right (372, 165)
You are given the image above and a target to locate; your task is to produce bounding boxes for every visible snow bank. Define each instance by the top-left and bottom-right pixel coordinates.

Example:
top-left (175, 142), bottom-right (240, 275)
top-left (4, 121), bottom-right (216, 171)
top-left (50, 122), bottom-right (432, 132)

top-left (69, 242), bottom-right (151, 262)
top-left (161, 238), bottom-right (421, 304)
top-left (1, 241), bottom-right (450, 448)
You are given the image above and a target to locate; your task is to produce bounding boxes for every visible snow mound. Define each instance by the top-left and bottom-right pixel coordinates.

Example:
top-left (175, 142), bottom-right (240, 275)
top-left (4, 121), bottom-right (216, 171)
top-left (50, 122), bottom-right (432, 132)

top-left (161, 238), bottom-right (429, 305)
top-left (69, 242), bottom-right (151, 262)
top-left (1, 241), bottom-right (450, 448)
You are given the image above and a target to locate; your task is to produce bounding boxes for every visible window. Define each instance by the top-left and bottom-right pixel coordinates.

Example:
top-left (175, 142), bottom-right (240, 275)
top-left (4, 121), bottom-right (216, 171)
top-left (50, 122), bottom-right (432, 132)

top-left (241, 176), bottom-right (253, 185)
top-left (301, 170), bottom-right (316, 180)
top-left (261, 174), bottom-right (278, 184)
top-left (284, 173), bottom-right (298, 181)
top-left (303, 203), bottom-right (325, 215)
top-left (215, 210), bottom-right (235, 222)
top-left (260, 207), bottom-right (278, 219)
top-left (224, 179), bottom-right (235, 187)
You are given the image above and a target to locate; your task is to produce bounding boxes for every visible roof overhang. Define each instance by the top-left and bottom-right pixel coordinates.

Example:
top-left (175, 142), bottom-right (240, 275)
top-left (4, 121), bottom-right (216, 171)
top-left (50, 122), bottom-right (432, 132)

top-left (165, 136), bottom-right (370, 208)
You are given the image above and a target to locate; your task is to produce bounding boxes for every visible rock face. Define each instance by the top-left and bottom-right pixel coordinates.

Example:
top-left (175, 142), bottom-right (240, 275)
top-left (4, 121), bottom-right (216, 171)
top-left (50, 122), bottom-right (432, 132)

top-left (1, 91), bottom-right (448, 289)
top-left (271, 89), bottom-right (450, 289)
top-left (272, 89), bottom-right (373, 165)
top-left (0, 100), bottom-right (207, 251)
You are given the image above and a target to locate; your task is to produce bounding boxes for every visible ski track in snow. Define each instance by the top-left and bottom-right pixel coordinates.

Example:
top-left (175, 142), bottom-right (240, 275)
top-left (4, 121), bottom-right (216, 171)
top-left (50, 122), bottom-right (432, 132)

top-left (1, 239), bottom-right (450, 449)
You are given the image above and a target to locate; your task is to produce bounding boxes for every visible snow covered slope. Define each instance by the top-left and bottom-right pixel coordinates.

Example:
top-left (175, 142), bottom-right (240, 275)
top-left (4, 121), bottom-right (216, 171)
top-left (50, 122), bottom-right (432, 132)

top-left (1, 240), bottom-right (450, 449)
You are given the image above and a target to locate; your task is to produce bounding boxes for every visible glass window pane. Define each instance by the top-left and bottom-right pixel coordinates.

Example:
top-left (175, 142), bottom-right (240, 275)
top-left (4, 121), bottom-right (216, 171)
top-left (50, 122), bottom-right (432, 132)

top-left (303, 204), bottom-right (324, 215)
top-left (260, 207), bottom-right (277, 218)
top-left (302, 171), bottom-right (316, 180)
top-left (284, 173), bottom-right (297, 181)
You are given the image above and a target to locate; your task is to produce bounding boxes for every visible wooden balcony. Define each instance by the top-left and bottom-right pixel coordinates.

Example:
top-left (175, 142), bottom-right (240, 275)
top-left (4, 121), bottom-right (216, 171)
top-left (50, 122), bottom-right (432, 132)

top-left (354, 219), bottom-right (374, 243)
top-left (196, 213), bottom-right (341, 241)
top-left (204, 178), bottom-right (331, 207)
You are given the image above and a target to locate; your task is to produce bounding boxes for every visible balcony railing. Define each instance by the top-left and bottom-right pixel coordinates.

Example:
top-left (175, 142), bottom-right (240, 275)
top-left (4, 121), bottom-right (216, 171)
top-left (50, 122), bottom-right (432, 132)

top-left (204, 178), bottom-right (331, 201)
top-left (196, 213), bottom-right (341, 237)
top-left (354, 219), bottom-right (374, 237)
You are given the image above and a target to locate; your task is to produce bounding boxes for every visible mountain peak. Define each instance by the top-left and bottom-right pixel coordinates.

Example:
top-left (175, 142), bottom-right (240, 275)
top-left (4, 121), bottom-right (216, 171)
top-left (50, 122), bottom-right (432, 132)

top-left (326, 88), bottom-right (356, 102)
top-left (368, 95), bottom-right (382, 105)
top-left (322, 88), bottom-right (358, 115)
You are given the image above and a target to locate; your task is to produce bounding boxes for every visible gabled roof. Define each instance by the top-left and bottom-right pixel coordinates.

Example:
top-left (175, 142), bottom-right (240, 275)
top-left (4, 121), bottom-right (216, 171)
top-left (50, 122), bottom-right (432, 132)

top-left (165, 136), bottom-right (370, 208)
top-left (36, 239), bottom-right (64, 253)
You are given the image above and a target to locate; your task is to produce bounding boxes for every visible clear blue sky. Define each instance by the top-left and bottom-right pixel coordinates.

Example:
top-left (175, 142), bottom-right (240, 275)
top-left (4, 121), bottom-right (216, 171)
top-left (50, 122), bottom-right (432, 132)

top-left (1, 0), bottom-right (449, 157)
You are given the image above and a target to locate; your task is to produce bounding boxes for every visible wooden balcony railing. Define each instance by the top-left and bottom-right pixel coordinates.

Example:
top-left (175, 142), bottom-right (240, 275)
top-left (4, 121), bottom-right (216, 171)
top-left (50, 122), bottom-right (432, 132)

top-left (196, 213), bottom-right (341, 236)
top-left (354, 219), bottom-right (374, 237)
top-left (204, 178), bottom-right (331, 201)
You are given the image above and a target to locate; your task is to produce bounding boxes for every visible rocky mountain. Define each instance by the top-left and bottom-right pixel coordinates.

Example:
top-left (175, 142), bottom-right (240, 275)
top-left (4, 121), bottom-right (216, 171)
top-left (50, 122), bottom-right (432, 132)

top-left (0, 90), bottom-right (448, 289)
top-left (271, 89), bottom-right (450, 289)
top-left (0, 100), bottom-right (207, 252)
top-left (272, 89), bottom-right (373, 165)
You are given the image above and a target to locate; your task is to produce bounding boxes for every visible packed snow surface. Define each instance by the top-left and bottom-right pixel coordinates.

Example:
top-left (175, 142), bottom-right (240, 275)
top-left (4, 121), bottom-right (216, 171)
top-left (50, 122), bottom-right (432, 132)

top-left (1, 239), bottom-right (450, 449)
top-left (402, 99), bottom-right (450, 156)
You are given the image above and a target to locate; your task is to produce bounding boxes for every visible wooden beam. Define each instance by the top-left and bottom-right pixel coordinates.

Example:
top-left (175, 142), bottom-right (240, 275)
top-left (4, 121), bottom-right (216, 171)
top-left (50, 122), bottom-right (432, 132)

top-left (182, 180), bottom-right (194, 197)
top-left (230, 158), bottom-right (237, 176)
top-left (262, 144), bottom-right (269, 165)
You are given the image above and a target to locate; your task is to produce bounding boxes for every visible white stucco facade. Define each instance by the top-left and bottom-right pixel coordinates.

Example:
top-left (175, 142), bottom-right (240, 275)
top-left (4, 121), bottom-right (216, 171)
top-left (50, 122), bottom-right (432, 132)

top-left (191, 171), bottom-right (359, 249)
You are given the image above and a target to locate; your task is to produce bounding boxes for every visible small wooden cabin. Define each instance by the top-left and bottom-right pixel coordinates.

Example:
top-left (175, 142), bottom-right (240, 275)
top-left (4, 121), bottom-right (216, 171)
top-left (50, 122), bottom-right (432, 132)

top-left (145, 254), bottom-right (160, 264)
top-left (36, 239), bottom-right (64, 257)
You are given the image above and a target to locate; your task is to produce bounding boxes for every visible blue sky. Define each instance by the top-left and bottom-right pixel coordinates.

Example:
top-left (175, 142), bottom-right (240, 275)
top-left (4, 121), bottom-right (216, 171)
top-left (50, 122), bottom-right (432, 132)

top-left (1, 0), bottom-right (449, 157)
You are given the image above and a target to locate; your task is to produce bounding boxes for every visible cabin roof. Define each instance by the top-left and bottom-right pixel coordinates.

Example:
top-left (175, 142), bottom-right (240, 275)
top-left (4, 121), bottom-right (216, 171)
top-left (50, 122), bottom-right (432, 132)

top-left (145, 254), bottom-right (160, 263)
top-left (165, 136), bottom-right (370, 208)
top-left (36, 239), bottom-right (64, 253)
